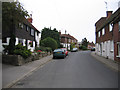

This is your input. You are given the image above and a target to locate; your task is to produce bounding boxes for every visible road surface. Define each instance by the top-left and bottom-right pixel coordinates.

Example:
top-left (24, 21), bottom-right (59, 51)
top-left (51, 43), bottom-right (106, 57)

top-left (12, 51), bottom-right (118, 88)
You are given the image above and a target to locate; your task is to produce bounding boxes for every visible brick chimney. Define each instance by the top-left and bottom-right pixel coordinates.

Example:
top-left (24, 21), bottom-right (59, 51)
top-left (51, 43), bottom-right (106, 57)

top-left (59, 30), bottom-right (61, 35)
top-left (106, 11), bottom-right (113, 19)
top-left (27, 14), bottom-right (33, 23)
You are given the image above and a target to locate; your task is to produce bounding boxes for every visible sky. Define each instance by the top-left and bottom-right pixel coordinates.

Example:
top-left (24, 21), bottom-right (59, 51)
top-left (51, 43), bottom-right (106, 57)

top-left (19, 0), bottom-right (119, 42)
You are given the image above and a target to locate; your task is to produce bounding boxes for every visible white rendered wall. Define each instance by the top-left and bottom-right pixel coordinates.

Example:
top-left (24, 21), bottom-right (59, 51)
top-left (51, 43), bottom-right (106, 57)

top-left (95, 40), bottom-right (114, 60)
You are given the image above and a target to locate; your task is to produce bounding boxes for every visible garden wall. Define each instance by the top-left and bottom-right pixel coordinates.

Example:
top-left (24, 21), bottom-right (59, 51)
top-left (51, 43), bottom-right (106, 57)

top-left (2, 52), bottom-right (52, 66)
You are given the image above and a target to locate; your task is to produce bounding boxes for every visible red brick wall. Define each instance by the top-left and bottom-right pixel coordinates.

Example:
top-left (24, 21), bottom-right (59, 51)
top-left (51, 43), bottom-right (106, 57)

top-left (96, 25), bottom-right (113, 43)
top-left (113, 22), bottom-right (120, 61)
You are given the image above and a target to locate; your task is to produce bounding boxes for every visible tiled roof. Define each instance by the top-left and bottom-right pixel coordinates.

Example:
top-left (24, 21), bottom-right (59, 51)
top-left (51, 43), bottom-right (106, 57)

top-left (61, 34), bottom-right (77, 41)
top-left (23, 18), bottom-right (40, 33)
top-left (96, 7), bottom-right (120, 32)
top-left (95, 17), bottom-right (106, 32)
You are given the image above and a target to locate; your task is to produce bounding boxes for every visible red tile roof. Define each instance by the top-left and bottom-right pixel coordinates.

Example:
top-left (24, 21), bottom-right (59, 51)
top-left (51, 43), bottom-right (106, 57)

top-left (61, 34), bottom-right (77, 41)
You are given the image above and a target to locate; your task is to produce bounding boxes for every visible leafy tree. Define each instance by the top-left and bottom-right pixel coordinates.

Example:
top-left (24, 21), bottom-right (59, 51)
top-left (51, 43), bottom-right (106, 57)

top-left (2, 2), bottom-right (29, 54)
top-left (41, 27), bottom-right (60, 47)
top-left (2, 2), bottom-right (28, 30)
top-left (41, 37), bottom-right (58, 51)
top-left (82, 38), bottom-right (88, 47)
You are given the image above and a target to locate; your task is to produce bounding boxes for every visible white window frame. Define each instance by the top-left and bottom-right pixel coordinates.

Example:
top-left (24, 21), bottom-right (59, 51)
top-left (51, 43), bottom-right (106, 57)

top-left (102, 28), bottom-right (105, 35)
top-left (110, 41), bottom-right (114, 53)
top-left (117, 42), bottom-right (120, 57)
top-left (109, 23), bottom-right (113, 32)
top-left (119, 21), bottom-right (120, 32)
top-left (31, 28), bottom-right (34, 36)
top-left (18, 38), bottom-right (23, 45)
top-left (98, 31), bottom-right (100, 37)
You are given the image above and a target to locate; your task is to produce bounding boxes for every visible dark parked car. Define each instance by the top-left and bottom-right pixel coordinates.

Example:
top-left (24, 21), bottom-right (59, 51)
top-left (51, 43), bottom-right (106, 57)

top-left (53, 49), bottom-right (66, 59)
top-left (91, 47), bottom-right (95, 51)
top-left (71, 48), bottom-right (78, 52)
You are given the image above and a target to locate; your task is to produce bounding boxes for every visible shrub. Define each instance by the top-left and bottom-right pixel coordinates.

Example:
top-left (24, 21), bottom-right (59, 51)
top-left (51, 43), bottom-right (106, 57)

top-left (80, 45), bottom-right (88, 50)
top-left (41, 37), bottom-right (58, 51)
top-left (13, 44), bottom-right (32, 59)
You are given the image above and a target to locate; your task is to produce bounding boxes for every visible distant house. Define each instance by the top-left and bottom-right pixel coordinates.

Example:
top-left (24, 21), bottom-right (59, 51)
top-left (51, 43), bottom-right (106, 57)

top-left (2, 16), bottom-right (41, 52)
top-left (87, 42), bottom-right (95, 50)
top-left (59, 31), bottom-right (78, 50)
top-left (95, 7), bottom-right (120, 61)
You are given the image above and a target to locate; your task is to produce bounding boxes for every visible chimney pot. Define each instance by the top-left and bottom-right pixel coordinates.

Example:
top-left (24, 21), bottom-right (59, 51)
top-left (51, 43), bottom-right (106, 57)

top-left (27, 17), bottom-right (33, 23)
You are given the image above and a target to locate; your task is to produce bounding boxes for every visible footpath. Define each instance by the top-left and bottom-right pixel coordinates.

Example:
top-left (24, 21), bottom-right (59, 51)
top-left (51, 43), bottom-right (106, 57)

top-left (91, 52), bottom-right (119, 72)
top-left (2, 55), bottom-right (53, 88)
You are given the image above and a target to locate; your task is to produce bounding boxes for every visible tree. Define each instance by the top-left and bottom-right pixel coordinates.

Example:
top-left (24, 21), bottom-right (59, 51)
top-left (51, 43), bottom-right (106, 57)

top-left (82, 38), bottom-right (88, 47)
top-left (2, 2), bottom-right (29, 54)
top-left (41, 37), bottom-right (58, 51)
top-left (2, 2), bottom-right (29, 29)
top-left (70, 43), bottom-right (75, 51)
top-left (41, 27), bottom-right (60, 47)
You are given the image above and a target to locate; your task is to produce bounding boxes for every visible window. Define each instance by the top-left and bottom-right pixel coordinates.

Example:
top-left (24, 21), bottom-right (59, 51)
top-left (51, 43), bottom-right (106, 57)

top-left (102, 28), bottom-right (105, 35)
top-left (31, 28), bottom-right (34, 36)
top-left (29, 40), bottom-right (33, 47)
top-left (119, 21), bottom-right (120, 32)
top-left (2, 37), bottom-right (7, 43)
top-left (109, 23), bottom-right (113, 32)
top-left (18, 38), bottom-right (23, 45)
top-left (117, 43), bottom-right (120, 57)
top-left (110, 41), bottom-right (114, 52)
top-left (26, 25), bottom-right (29, 31)
top-left (98, 31), bottom-right (100, 37)
top-left (19, 23), bottom-right (23, 29)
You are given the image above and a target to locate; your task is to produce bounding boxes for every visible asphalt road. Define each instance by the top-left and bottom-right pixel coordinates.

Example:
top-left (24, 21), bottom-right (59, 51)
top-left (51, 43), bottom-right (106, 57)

top-left (12, 51), bottom-right (118, 88)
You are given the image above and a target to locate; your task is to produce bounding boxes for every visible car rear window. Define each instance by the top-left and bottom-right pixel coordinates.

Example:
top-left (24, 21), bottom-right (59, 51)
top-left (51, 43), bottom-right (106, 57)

top-left (54, 49), bottom-right (63, 52)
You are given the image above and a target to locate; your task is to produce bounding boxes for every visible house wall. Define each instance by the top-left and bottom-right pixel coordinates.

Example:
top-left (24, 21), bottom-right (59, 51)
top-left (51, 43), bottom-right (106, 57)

top-left (113, 21), bottom-right (120, 61)
top-left (95, 19), bottom-right (114, 60)
top-left (95, 40), bottom-right (114, 60)
top-left (2, 37), bottom-right (36, 52)
top-left (15, 24), bottom-right (35, 41)
top-left (0, 39), bottom-right (2, 53)
top-left (61, 43), bottom-right (70, 50)
top-left (35, 31), bottom-right (41, 47)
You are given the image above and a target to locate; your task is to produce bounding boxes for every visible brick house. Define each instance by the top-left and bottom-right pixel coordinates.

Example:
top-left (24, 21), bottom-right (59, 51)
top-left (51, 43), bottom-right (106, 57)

top-left (60, 32), bottom-right (78, 50)
top-left (87, 41), bottom-right (95, 50)
top-left (2, 16), bottom-right (41, 52)
top-left (95, 7), bottom-right (120, 61)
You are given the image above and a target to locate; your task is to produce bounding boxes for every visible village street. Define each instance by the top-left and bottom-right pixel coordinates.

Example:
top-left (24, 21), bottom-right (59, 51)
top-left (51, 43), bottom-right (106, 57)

top-left (11, 51), bottom-right (118, 88)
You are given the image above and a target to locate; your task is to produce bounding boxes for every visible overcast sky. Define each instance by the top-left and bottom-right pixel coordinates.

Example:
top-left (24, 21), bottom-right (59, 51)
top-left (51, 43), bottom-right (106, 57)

top-left (19, 0), bottom-right (119, 42)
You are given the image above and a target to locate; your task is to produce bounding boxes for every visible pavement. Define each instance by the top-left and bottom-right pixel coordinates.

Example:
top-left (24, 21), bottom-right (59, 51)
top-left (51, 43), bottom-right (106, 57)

top-left (2, 55), bottom-right (53, 88)
top-left (91, 51), bottom-right (119, 72)
top-left (2, 51), bottom-right (119, 88)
